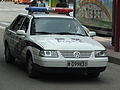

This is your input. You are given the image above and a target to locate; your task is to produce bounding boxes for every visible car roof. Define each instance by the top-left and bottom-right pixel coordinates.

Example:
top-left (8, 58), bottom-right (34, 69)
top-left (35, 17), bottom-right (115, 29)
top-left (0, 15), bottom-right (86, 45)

top-left (33, 13), bottom-right (73, 18)
top-left (19, 13), bottom-right (74, 19)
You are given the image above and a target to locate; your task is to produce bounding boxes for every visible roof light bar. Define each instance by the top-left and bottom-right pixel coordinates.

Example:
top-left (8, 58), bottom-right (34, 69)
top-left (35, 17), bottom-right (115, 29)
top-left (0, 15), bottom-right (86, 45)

top-left (25, 7), bottom-right (47, 12)
top-left (25, 7), bottom-right (73, 13)
top-left (55, 8), bottom-right (73, 13)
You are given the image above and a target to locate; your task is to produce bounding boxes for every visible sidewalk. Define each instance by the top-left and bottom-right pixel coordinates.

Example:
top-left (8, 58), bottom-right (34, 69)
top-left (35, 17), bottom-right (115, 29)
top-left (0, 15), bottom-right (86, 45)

top-left (94, 36), bottom-right (120, 65)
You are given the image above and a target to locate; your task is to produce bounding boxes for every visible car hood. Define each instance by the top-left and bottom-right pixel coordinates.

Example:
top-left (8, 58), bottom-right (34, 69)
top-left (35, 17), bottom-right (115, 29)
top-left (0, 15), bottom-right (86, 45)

top-left (29, 35), bottom-right (105, 50)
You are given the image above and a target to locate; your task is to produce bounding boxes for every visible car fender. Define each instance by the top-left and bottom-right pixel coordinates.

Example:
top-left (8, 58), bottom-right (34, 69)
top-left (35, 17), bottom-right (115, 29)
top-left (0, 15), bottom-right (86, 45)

top-left (26, 46), bottom-right (35, 63)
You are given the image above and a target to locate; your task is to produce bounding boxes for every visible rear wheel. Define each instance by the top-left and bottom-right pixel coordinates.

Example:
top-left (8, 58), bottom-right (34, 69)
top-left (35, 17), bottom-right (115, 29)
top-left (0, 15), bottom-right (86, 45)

top-left (27, 54), bottom-right (36, 78)
top-left (5, 46), bottom-right (15, 64)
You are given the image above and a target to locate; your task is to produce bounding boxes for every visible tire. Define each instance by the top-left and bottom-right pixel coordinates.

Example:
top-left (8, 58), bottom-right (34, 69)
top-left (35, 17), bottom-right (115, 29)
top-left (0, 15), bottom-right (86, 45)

top-left (5, 46), bottom-right (15, 64)
top-left (27, 54), bottom-right (36, 78)
top-left (87, 72), bottom-right (100, 78)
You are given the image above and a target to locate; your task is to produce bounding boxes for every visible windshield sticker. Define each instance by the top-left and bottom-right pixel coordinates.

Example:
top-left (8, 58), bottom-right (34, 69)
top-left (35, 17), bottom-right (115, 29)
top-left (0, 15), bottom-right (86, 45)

top-left (55, 38), bottom-right (83, 43)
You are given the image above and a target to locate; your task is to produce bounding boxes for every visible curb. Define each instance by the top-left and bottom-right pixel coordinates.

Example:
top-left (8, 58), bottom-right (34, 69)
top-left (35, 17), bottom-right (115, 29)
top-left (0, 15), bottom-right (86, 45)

top-left (0, 23), bottom-right (9, 27)
top-left (0, 24), bottom-right (7, 27)
top-left (108, 56), bottom-right (120, 65)
top-left (0, 22), bottom-right (10, 30)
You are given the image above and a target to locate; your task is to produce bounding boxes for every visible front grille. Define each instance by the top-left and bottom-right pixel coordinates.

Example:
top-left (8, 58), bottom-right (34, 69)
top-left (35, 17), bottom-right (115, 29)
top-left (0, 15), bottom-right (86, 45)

top-left (60, 50), bottom-right (92, 58)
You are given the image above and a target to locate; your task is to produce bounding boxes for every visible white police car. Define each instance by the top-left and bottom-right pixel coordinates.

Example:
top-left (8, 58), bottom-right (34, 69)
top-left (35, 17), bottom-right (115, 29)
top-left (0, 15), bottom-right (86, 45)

top-left (3, 7), bottom-right (108, 78)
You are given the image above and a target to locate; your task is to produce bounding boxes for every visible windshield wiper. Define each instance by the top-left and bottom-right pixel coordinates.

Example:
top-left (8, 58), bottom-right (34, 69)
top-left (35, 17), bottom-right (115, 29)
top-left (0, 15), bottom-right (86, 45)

top-left (35, 32), bottom-right (53, 34)
top-left (55, 32), bottom-right (86, 36)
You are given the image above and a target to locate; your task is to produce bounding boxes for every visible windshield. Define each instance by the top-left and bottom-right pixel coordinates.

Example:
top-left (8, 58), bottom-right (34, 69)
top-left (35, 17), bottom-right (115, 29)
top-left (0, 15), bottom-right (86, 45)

top-left (31, 18), bottom-right (87, 36)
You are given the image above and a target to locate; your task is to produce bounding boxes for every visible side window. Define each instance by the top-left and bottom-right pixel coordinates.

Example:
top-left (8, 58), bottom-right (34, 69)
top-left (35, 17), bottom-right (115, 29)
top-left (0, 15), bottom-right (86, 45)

top-left (20, 18), bottom-right (30, 32)
top-left (9, 17), bottom-right (17, 30)
top-left (9, 15), bottom-right (25, 31)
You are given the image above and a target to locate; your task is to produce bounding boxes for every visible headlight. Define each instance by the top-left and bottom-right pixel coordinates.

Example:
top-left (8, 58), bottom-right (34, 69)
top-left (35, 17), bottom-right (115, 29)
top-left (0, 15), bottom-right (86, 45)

top-left (95, 50), bottom-right (107, 57)
top-left (39, 50), bottom-right (58, 58)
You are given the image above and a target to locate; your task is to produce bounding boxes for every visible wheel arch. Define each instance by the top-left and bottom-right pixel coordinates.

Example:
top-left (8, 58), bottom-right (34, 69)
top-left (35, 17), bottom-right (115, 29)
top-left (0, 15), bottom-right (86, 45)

top-left (26, 47), bottom-right (34, 63)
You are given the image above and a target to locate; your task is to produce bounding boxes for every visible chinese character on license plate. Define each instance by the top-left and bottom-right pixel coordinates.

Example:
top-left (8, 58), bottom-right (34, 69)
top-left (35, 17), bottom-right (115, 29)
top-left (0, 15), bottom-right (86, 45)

top-left (67, 61), bottom-right (88, 68)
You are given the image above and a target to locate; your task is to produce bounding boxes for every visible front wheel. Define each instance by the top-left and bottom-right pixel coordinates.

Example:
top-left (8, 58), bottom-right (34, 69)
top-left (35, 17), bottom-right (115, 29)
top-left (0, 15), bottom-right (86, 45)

top-left (27, 55), bottom-right (36, 78)
top-left (5, 46), bottom-right (15, 64)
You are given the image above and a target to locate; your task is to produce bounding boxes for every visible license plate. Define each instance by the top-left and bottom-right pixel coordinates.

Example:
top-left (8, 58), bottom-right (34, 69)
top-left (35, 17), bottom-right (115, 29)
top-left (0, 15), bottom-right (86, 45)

top-left (67, 61), bottom-right (88, 68)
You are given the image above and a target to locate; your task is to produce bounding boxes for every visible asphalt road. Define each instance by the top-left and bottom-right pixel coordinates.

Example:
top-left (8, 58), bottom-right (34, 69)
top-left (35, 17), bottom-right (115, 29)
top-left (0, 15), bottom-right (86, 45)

top-left (0, 2), bottom-right (27, 22)
top-left (0, 2), bottom-right (120, 90)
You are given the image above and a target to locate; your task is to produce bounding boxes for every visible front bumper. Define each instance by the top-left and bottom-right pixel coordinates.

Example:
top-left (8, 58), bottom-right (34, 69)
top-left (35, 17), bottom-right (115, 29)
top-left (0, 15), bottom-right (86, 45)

top-left (34, 57), bottom-right (108, 67)
top-left (33, 57), bottom-right (108, 73)
top-left (34, 64), bottom-right (106, 73)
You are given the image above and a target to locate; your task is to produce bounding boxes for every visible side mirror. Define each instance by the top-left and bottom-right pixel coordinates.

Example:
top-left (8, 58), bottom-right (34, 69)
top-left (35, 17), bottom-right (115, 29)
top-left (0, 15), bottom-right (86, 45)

top-left (89, 31), bottom-right (96, 37)
top-left (16, 30), bottom-right (26, 36)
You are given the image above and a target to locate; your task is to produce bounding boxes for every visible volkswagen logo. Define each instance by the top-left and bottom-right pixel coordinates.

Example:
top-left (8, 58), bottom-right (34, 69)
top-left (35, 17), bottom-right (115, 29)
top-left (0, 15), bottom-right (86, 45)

top-left (73, 51), bottom-right (81, 58)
